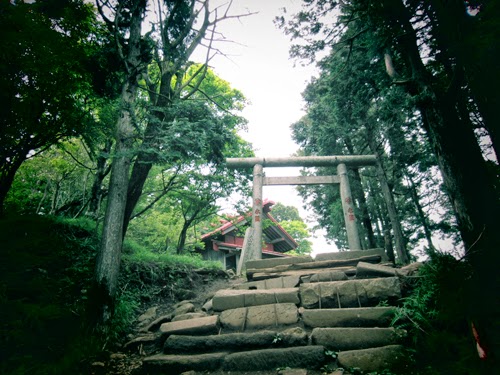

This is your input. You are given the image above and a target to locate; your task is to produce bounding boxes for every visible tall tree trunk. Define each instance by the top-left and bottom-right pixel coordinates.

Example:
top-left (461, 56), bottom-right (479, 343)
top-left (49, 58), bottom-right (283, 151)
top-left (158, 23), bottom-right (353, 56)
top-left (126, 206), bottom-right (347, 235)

top-left (91, 79), bottom-right (138, 325)
top-left (405, 172), bottom-right (435, 251)
top-left (351, 167), bottom-right (376, 249)
top-left (367, 134), bottom-right (410, 264)
top-left (429, 0), bottom-right (500, 160)
top-left (389, 0), bottom-right (500, 363)
top-left (344, 139), bottom-right (377, 248)
top-left (87, 140), bottom-right (112, 218)
top-left (90, 0), bottom-right (145, 326)
top-left (367, 178), bottom-right (394, 261)
top-left (0, 151), bottom-right (28, 216)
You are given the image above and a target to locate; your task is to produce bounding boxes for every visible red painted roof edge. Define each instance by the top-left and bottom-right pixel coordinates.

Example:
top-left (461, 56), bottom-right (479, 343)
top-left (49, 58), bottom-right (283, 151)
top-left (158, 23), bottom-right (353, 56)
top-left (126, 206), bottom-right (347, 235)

top-left (201, 199), bottom-right (298, 250)
top-left (266, 212), bottom-right (299, 247)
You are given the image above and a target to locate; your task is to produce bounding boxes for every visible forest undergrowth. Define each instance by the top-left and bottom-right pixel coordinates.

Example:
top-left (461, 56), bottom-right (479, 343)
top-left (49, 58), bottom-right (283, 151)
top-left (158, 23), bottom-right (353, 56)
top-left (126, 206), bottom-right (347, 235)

top-left (0, 214), bottom-right (225, 375)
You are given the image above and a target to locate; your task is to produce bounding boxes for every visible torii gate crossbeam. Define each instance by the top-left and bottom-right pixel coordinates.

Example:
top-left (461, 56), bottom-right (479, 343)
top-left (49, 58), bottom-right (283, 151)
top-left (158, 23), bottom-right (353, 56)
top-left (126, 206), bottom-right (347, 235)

top-left (226, 155), bottom-right (377, 273)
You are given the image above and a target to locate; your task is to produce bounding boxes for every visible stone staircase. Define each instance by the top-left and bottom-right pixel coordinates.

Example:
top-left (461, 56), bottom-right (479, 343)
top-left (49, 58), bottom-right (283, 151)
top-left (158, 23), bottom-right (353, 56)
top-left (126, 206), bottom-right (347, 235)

top-left (129, 249), bottom-right (419, 374)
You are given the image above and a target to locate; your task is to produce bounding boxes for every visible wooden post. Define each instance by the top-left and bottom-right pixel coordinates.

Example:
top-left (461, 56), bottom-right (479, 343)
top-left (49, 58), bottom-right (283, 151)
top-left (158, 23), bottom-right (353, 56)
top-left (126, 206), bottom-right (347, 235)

top-left (251, 164), bottom-right (264, 260)
top-left (338, 163), bottom-right (361, 250)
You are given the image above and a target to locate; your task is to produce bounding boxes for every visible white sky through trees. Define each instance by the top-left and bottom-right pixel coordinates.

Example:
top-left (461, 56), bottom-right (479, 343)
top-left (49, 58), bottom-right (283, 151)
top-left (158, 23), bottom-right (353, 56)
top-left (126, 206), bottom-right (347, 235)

top-left (189, 0), bottom-right (339, 255)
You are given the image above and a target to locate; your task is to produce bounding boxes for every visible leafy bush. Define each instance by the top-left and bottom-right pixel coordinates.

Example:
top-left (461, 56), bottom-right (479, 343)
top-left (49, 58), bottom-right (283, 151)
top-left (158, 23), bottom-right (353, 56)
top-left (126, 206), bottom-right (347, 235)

top-left (392, 251), bottom-right (482, 374)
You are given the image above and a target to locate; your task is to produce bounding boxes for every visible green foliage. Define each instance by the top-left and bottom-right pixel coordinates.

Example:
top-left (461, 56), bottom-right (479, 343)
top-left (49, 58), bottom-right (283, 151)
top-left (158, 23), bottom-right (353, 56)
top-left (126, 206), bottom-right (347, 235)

top-left (0, 0), bottom-right (117, 213)
top-left (270, 202), bottom-right (313, 255)
top-left (391, 252), bottom-right (483, 374)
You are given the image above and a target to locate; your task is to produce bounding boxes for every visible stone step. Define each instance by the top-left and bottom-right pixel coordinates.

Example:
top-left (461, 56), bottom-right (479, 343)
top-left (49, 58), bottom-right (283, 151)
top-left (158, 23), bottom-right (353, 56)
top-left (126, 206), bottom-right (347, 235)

top-left (219, 303), bottom-right (299, 331)
top-left (232, 275), bottom-right (300, 290)
top-left (222, 345), bottom-right (326, 372)
top-left (301, 270), bottom-right (348, 283)
top-left (356, 261), bottom-right (402, 278)
top-left (142, 352), bottom-right (228, 374)
top-left (337, 344), bottom-right (408, 372)
top-left (250, 266), bottom-right (357, 281)
top-left (299, 277), bottom-right (401, 309)
top-left (311, 327), bottom-right (407, 351)
top-left (142, 346), bottom-right (326, 374)
top-left (246, 256), bottom-right (314, 270)
top-left (159, 315), bottom-right (219, 337)
top-left (163, 327), bottom-right (308, 353)
top-left (246, 255), bottom-right (382, 281)
top-left (212, 288), bottom-right (299, 311)
top-left (300, 307), bottom-right (397, 328)
top-left (315, 248), bottom-right (388, 262)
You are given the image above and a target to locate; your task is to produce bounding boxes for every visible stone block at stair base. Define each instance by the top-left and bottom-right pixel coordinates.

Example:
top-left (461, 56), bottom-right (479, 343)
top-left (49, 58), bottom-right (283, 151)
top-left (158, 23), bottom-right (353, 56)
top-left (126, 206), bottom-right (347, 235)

top-left (299, 277), bottom-right (401, 309)
top-left (221, 346), bottom-right (326, 371)
top-left (233, 275), bottom-right (301, 290)
top-left (219, 303), bottom-right (299, 330)
top-left (159, 315), bottom-right (218, 337)
top-left (246, 256), bottom-right (313, 270)
top-left (308, 270), bottom-right (348, 283)
top-left (315, 248), bottom-right (388, 262)
top-left (164, 327), bottom-right (308, 353)
top-left (356, 261), bottom-right (400, 278)
top-left (141, 352), bottom-right (227, 373)
top-left (301, 307), bottom-right (396, 328)
top-left (311, 327), bottom-right (406, 350)
top-left (212, 288), bottom-right (299, 311)
top-left (337, 345), bottom-right (407, 372)
top-left (171, 312), bottom-right (207, 322)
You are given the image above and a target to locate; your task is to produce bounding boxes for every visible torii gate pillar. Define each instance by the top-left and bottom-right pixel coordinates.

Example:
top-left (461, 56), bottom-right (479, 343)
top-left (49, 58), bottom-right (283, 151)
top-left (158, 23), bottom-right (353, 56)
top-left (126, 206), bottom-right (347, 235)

top-left (251, 163), bottom-right (264, 260)
top-left (338, 163), bottom-right (361, 250)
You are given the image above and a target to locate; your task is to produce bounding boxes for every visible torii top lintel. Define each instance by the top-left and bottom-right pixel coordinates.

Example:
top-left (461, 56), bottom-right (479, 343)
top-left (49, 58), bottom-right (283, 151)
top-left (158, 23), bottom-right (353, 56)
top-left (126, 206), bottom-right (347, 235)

top-left (226, 155), bottom-right (377, 168)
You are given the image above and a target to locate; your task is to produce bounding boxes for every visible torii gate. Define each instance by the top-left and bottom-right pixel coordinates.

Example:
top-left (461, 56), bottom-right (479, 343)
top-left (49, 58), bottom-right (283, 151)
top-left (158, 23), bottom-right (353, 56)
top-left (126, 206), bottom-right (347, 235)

top-left (226, 155), bottom-right (377, 272)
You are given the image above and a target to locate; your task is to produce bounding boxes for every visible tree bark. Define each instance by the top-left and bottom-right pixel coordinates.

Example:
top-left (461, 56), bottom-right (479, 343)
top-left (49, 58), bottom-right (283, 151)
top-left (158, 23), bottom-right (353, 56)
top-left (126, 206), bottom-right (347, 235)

top-left (367, 136), bottom-right (410, 264)
top-left (406, 172), bottom-right (435, 251)
top-left (344, 139), bottom-right (376, 249)
top-left (387, 0), bottom-right (500, 363)
top-left (90, 0), bottom-right (145, 326)
top-left (87, 141), bottom-right (111, 218)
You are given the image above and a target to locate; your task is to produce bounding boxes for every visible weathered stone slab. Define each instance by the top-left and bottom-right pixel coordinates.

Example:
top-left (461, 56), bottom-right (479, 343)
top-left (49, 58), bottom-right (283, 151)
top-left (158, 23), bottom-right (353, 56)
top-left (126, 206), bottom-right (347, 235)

top-left (219, 303), bottom-right (299, 330)
top-left (247, 255), bottom-right (381, 279)
top-left (251, 267), bottom-right (357, 281)
top-left (202, 299), bottom-right (213, 312)
top-left (311, 327), bottom-right (406, 350)
top-left (308, 270), bottom-right (348, 283)
top-left (399, 261), bottom-right (423, 276)
top-left (144, 314), bottom-right (172, 332)
top-left (141, 352), bottom-right (227, 373)
top-left (300, 307), bottom-right (396, 328)
top-left (278, 369), bottom-right (308, 375)
top-left (315, 248), bottom-right (388, 262)
top-left (124, 333), bottom-right (159, 352)
top-left (221, 346), bottom-right (326, 371)
top-left (233, 275), bottom-right (301, 290)
top-left (212, 288), bottom-right (299, 311)
top-left (299, 277), bottom-right (401, 309)
top-left (356, 261), bottom-right (400, 278)
top-left (246, 256), bottom-right (313, 270)
top-left (173, 302), bottom-right (195, 317)
top-left (171, 312), bottom-right (207, 322)
top-left (164, 327), bottom-right (308, 353)
top-left (159, 315), bottom-right (219, 336)
top-left (337, 345), bottom-right (407, 372)
top-left (138, 306), bottom-right (158, 323)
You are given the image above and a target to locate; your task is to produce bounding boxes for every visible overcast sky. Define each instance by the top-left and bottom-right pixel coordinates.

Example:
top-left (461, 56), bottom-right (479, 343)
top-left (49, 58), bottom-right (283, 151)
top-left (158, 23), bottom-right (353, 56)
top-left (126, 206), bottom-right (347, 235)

top-left (190, 0), bottom-right (339, 254)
